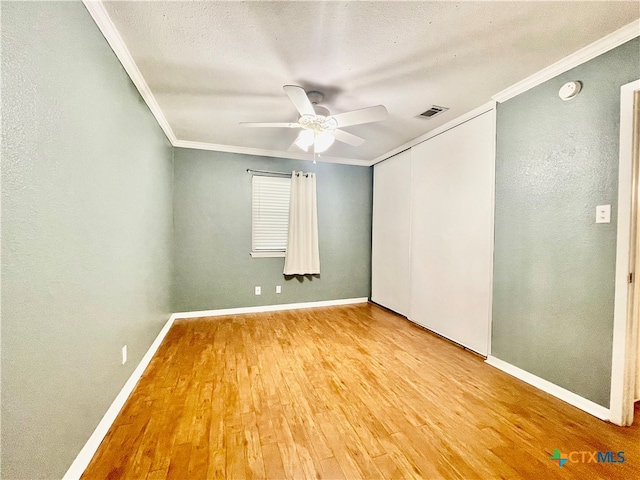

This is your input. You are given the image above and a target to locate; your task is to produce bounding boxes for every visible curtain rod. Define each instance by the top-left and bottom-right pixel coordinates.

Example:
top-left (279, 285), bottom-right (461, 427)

top-left (246, 168), bottom-right (292, 177)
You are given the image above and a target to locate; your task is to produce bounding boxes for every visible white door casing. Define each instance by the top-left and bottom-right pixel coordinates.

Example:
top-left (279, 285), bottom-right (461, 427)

top-left (610, 79), bottom-right (640, 426)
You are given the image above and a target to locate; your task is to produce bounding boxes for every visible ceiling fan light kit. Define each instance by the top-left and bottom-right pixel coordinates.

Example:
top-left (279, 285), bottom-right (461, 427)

top-left (240, 85), bottom-right (388, 158)
top-left (295, 130), bottom-right (335, 153)
top-left (294, 130), bottom-right (314, 152)
top-left (315, 131), bottom-right (336, 152)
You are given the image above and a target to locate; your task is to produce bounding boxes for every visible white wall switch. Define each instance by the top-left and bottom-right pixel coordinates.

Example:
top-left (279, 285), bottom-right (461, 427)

top-left (255, 286), bottom-right (261, 295)
top-left (122, 345), bottom-right (127, 365)
top-left (276, 285), bottom-right (282, 294)
top-left (596, 205), bottom-right (611, 224)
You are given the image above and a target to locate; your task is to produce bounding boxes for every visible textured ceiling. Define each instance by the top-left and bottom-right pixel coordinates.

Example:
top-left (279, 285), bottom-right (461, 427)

top-left (100, 1), bottom-right (640, 163)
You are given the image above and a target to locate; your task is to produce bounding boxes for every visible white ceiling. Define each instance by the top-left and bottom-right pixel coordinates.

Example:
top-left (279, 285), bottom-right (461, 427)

top-left (96, 1), bottom-right (640, 165)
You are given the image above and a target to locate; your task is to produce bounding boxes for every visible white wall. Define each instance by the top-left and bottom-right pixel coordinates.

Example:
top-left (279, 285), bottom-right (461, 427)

top-left (371, 150), bottom-right (412, 315)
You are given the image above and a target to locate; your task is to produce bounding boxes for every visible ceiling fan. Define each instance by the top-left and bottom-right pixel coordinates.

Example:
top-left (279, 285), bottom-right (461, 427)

top-left (240, 85), bottom-right (387, 154)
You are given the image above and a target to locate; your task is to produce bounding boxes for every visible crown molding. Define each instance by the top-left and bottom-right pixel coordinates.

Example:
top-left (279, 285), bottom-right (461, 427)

top-left (82, 0), bottom-right (177, 144)
top-left (173, 140), bottom-right (371, 166)
top-left (82, 0), bottom-right (371, 167)
top-left (83, 1), bottom-right (638, 166)
top-left (493, 19), bottom-right (640, 103)
top-left (371, 101), bottom-right (496, 165)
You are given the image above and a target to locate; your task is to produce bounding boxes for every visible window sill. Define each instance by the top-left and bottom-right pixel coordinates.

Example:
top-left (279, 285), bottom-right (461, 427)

top-left (250, 251), bottom-right (286, 258)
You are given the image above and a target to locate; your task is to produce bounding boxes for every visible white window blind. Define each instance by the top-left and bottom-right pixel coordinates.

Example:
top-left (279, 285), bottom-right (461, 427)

top-left (252, 175), bottom-right (291, 253)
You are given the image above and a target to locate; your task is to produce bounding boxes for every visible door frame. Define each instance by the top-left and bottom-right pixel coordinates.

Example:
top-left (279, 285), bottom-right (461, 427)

top-left (610, 79), bottom-right (640, 426)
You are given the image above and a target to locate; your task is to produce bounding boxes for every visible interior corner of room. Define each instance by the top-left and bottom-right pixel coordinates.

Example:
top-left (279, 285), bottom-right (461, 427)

top-left (2, 1), bottom-right (640, 478)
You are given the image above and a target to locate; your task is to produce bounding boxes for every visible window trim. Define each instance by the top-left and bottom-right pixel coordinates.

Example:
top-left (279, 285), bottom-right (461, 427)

top-left (250, 251), bottom-right (286, 258)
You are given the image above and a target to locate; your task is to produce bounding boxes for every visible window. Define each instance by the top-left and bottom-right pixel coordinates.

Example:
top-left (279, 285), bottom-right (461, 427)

top-left (251, 175), bottom-right (291, 257)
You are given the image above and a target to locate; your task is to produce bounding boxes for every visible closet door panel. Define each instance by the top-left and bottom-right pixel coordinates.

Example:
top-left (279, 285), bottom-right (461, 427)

top-left (409, 111), bottom-right (495, 355)
top-left (372, 150), bottom-right (412, 316)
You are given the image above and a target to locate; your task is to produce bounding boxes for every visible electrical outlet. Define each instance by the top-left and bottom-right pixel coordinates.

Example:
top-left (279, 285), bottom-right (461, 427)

top-left (122, 345), bottom-right (127, 365)
top-left (276, 285), bottom-right (282, 294)
top-left (255, 286), bottom-right (261, 295)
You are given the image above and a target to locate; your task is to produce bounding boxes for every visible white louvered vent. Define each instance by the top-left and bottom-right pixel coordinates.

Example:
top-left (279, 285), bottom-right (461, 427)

top-left (252, 175), bottom-right (291, 252)
top-left (419, 105), bottom-right (449, 119)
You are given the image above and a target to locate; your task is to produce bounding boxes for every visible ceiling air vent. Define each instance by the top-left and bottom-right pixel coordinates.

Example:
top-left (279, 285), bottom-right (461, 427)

top-left (419, 105), bottom-right (449, 119)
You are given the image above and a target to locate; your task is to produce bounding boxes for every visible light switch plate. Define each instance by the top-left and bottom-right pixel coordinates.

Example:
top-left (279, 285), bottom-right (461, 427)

top-left (596, 205), bottom-right (611, 224)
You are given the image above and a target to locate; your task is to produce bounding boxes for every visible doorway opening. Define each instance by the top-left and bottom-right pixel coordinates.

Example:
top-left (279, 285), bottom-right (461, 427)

top-left (610, 79), bottom-right (640, 426)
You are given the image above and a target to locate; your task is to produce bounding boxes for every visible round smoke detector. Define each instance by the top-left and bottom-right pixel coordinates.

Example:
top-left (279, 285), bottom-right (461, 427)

top-left (559, 81), bottom-right (582, 101)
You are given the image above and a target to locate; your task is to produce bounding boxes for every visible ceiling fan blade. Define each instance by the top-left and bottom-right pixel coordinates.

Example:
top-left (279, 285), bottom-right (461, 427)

top-left (333, 129), bottom-right (365, 147)
top-left (287, 139), bottom-right (302, 152)
top-left (283, 85), bottom-right (316, 116)
top-left (330, 105), bottom-right (388, 128)
top-left (239, 122), bottom-right (299, 128)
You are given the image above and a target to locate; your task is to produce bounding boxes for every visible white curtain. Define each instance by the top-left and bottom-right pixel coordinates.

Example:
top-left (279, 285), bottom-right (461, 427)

top-left (283, 171), bottom-right (320, 275)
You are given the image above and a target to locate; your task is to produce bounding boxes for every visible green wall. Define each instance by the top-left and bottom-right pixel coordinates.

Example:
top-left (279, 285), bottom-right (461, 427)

top-left (5, 0), bottom-right (635, 477)
top-left (492, 38), bottom-right (640, 407)
top-left (172, 148), bottom-right (372, 311)
top-left (1, 2), bottom-right (174, 478)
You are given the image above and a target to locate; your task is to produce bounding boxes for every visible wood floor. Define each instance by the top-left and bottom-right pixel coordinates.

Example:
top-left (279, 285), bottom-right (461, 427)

top-left (82, 303), bottom-right (640, 479)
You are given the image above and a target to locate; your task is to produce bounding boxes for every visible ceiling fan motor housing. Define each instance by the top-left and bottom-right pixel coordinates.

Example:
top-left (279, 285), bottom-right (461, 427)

top-left (305, 91), bottom-right (332, 118)
top-left (312, 105), bottom-right (331, 117)
top-left (306, 91), bottom-right (325, 105)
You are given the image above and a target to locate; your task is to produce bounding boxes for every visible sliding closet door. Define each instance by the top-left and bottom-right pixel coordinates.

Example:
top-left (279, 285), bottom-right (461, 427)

top-left (372, 150), bottom-right (411, 316)
top-left (410, 111), bottom-right (495, 355)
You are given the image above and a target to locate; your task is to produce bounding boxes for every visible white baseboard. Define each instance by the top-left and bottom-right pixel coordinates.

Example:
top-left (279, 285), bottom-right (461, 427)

top-left (485, 356), bottom-right (610, 421)
top-left (62, 297), bottom-right (368, 478)
top-left (62, 314), bottom-right (176, 480)
top-left (171, 297), bottom-right (369, 319)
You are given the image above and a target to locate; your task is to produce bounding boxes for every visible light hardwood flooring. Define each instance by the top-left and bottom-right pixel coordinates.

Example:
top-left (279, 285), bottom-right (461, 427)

top-left (81, 302), bottom-right (640, 479)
